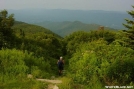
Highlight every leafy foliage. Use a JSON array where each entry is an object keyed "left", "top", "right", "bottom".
[
  {"left": 65, "top": 30, "right": 116, "bottom": 55},
  {"left": 69, "top": 40, "right": 134, "bottom": 86},
  {"left": 0, "top": 49, "right": 28, "bottom": 78},
  {"left": 0, "top": 49, "right": 51, "bottom": 79}
]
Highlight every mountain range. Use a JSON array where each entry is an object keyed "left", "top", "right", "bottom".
[
  {"left": 34, "top": 21, "right": 116, "bottom": 37},
  {"left": 7, "top": 9, "right": 131, "bottom": 29}
]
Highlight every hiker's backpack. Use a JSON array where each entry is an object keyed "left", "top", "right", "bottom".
[{"left": 58, "top": 60, "right": 63, "bottom": 67}]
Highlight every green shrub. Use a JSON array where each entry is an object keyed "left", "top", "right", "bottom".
[
  {"left": 0, "top": 48, "right": 51, "bottom": 82},
  {"left": 69, "top": 39, "right": 134, "bottom": 86},
  {"left": 0, "top": 48, "right": 51, "bottom": 88},
  {"left": 0, "top": 49, "right": 28, "bottom": 79}
]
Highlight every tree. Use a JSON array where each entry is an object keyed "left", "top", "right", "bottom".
[
  {"left": 0, "top": 10, "right": 15, "bottom": 49},
  {"left": 123, "top": 6, "right": 134, "bottom": 49}
]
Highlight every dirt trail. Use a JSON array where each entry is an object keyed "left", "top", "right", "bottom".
[
  {"left": 36, "top": 79, "right": 62, "bottom": 89},
  {"left": 36, "top": 79, "right": 62, "bottom": 83}
]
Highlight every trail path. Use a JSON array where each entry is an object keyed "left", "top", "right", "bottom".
[
  {"left": 36, "top": 70, "right": 66, "bottom": 89},
  {"left": 36, "top": 79, "right": 62, "bottom": 89}
]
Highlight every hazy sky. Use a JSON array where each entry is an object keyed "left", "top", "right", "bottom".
[{"left": 0, "top": 0, "right": 134, "bottom": 11}]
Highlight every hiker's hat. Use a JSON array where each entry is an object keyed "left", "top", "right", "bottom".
[{"left": 60, "top": 56, "right": 63, "bottom": 59}]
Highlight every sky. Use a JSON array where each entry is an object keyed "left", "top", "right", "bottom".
[{"left": 0, "top": 0, "right": 134, "bottom": 12}]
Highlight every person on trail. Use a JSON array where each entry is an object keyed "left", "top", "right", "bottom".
[{"left": 57, "top": 56, "right": 64, "bottom": 75}]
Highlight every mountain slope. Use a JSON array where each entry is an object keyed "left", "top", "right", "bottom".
[
  {"left": 35, "top": 21, "right": 116, "bottom": 37},
  {"left": 12, "top": 21, "right": 62, "bottom": 38}
]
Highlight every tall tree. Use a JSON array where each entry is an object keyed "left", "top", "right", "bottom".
[
  {"left": 0, "top": 10, "right": 15, "bottom": 49},
  {"left": 123, "top": 6, "right": 134, "bottom": 49}
]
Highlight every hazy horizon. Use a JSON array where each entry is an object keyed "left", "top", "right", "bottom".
[{"left": 0, "top": 0, "right": 133, "bottom": 12}]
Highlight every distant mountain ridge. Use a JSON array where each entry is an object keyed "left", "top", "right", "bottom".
[
  {"left": 7, "top": 9, "right": 131, "bottom": 29},
  {"left": 34, "top": 21, "right": 116, "bottom": 37}
]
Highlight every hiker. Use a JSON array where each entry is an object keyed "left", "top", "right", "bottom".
[{"left": 57, "top": 56, "right": 64, "bottom": 75}]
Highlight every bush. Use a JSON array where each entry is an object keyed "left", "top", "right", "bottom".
[
  {"left": 0, "top": 48, "right": 51, "bottom": 82},
  {"left": 69, "top": 39, "right": 134, "bottom": 86},
  {"left": 0, "top": 49, "right": 28, "bottom": 78}
]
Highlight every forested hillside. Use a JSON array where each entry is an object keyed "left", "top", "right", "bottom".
[
  {"left": 35, "top": 21, "right": 116, "bottom": 37},
  {"left": 13, "top": 21, "right": 62, "bottom": 38},
  {"left": 0, "top": 6, "right": 134, "bottom": 89}
]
